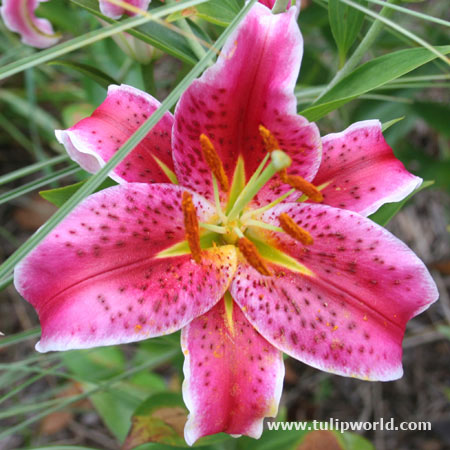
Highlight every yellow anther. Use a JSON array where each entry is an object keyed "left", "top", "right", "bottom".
[
  {"left": 280, "top": 170, "right": 323, "bottom": 202},
  {"left": 279, "top": 213, "right": 314, "bottom": 245},
  {"left": 181, "top": 191, "right": 201, "bottom": 263},
  {"left": 238, "top": 237, "right": 272, "bottom": 276},
  {"left": 200, "top": 134, "right": 229, "bottom": 192},
  {"left": 259, "top": 124, "right": 279, "bottom": 152}
]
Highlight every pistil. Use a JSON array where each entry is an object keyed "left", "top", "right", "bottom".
[{"left": 227, "top": 150, "right": 291, "bottom": 221}]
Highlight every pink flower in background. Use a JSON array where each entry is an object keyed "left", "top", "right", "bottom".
[
  {"left": 14, "top": 2, "right": 438, "bottom": 445},
  {"left": 99, "top": 0, "right": 151, "bottom": 20},
  {"left": 0, "top": 0, "right": 60, "bottom": 48}
]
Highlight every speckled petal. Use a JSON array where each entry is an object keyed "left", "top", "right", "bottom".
[
  {"left": 172, "top": 3, "right": 320, "bottom": 204},
  {"left": 231, "top": 202, "right": 438, "bottom": 381},
  {"left": 55, "top": 84, "right": 175, "bottom": 184},
  {"left": 99, "top": 0, "right": 151, "bottom": 20},
  {"left": 313, "top": 120, "right": 422, "bottom": 216},
  {"left": 181, "top": 297, "right": 284, "bottom": 445},
  {"left": 0, "top": 0, "right": 60, "bottom": 48},
  {"left": 14, "top": 183, "right": 237, "bottom": 352}
]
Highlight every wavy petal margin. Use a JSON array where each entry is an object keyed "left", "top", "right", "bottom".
[
  {"left": 15, "top": 183, "right": 237, "bottom": 352},
  {"left": 55, "top": 84, "right": 175, "bottom": 185},
  {"left": 313, "top": 120, "right": 422, "bottom": 216},
  {"left": 181, "top": 297, "right": 284, "bottom": 445},
  {"left": 231, "top": 202, "right": 438, "bottom": 380}
]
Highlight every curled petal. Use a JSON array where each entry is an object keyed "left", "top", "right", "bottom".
[
  {"left": 0, "top": 0, "right": 60, "bottom": 48},
  {"left": 313, "top": 120, "right": 422, "bottom": 216},
  {"left": 15, "top": 183, "right": 237, "bottom": 352},
  {"left": 181, "top": 297, "right": 284, "bottom": 445},
  {"left": 99, "top": 0, "right": 151, "bottom": 20},
  {"left": 55, "top": 84, "right": 175, "bottom": 184},
  {"left": 231, "top": 203, "right": 438, "bottom": 381},
  {"left": 172, "top": 3, "right": 320, "bottom": 204}
]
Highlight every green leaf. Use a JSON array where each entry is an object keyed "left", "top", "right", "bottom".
[
  {"left": 123, "top": 392, "right": 188, "bottom": 449},
  {"left": 381, "top": 116, "right": 404, "bottom": 132},
  {"left": 71, "top": 0, "right": 199, "bottom": 65},
  {"left": 437, "top": 325, "right": 450, "bottom": 340},
  {"left": 40, "top": 178, "right": 118, "bottom": 207},
  {"left": 369, "top": 180, "right": 434, "bottom": 226},
  {"left": 329, "top": 0, "right": 367, "bottom": 63},
  {"left": 48, "top": 60, "right": 117, "bottom": 89},
  {"left": 300, "top": 45, "right": 450, "bottom": 121},
  {"left": 196, "top": 0, "right": 241, "bottom": 26}
]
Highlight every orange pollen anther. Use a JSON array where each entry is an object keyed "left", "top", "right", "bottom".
[
  {"left": 181, "top": 191, "right": 201, "bottom": 263},
  {"left": 238, "top": 237, "right": 272, "bottom": 276},
  {"left": 259, "top": 124, "right": 279, "bottom": 153},
  {"left": 279, "top": 213, "right": 314, "bottom": 245},
  {"left": 280, "top": 169, "right": 323, "bottom": 202},
  {"left": 200, "top": 134, "right": 229, "bottom": 192}
]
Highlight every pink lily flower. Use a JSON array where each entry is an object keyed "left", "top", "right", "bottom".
[
  {"left": 99, "top": 0, "right": 151, "bottom": 20},
  {"left": 0, "top": 0, "right": 60, "bottom": 49},
  {"left": 15, "top": 2, "right": 438, "bottom": 445}
]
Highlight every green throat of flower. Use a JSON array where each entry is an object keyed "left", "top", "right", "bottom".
[{"left": 168, "top": 126, "right": 324, "bottom": 277}]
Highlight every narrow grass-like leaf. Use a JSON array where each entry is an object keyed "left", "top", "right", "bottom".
[
  {"left": 335, "top": 0, "right": 450, "bottom": 66},
  {"left": 300, "top": 45, "right": 450, "bottom": 121},
  {"left": 0, "top": 327, "right": 40, "bottom": 349},
  {"left": 0, "top": 155, "right": 69, "bottom": 186},
  {"left": 329, "top": 0, "right": 367, "bottom": 64},
  {"left": 0, "top": 166, "right": 82, "bottom": 206},
  {"left": 365, "top": 0, "right": 450, "bottom": 27},
  {"left": 381, "top": 116, "right": 404, "bottom": 131},
  {"left": 0, "top": 0, "right": 211, "bottom": 80},
  {"left": 40, "top": 178, "right": 117, "bottom": 207},
  {"left": 48, "top": 60, "right": 118, "bottom": 89}
]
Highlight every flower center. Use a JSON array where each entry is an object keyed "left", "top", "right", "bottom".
[{"left": 182, "top": 126, "right": 323, "bottom": 275}]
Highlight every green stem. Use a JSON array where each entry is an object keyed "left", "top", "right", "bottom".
[{"left": 314, "top": 0, "right": 397, "bottom": 103}]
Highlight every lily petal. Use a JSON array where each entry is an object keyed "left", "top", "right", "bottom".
[
  {"left": 231, "top": 203, "right": 438, "bottom": 380},
  {"left": 55, "top": 84, "right": 175, "bottom": 184},
  {"left": 99, "top": 0, "right": 151, "bottom": 20},
  {"left": 172, "top": 3, "right": 320, "bottom": 204},
  {"left": 14, "top": 183, "right": 237, "bottom": 352},
  {"left": 0, "top": 0, "right": 60, "bottom": 49},
  {"left": 313, "top": 120, "right": 422, "bottom": 216},
  {"left": 181, "top": 297, "right": 284, "bottom": 445}
]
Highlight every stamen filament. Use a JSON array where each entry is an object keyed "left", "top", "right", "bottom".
[
  {"left": 280, "top": 170, "right": 323, "bottom": 203},
  {"left": 238, "top": 237, "right": 272, "bottom": 276},
  {"left": 279, "top": 213, "right": 314, "bottom": 245},
  {"left": 212, "top": 175, "right": 227, "bottom": 223},
  {"left": 181, "top": 191, "right": 201, "bottom": 263},
  {"left": 200, "top": 134, "right": 229, "bottom": 192},
  {"left": 199, "top": 223, "right": 226, "bottom": 234},
  {"left": 245, "top": 219, "right": 284, "bottom": 233},
  {"left": 241, "top": 188, "right": 295, "bottom": 222},
  {"left": 227, "top": 151, "right": 291, "bottom": 221},
  {"left": 233, "top": 226, "right": 245, "bottom": 239}
]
